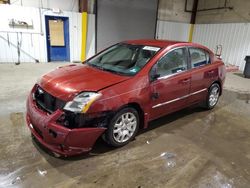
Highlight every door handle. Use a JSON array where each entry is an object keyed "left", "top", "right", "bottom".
[
  {"left": 207, "top": 70, "right": 215, "bottom": 77},
  {"left": 151, "top": 92, "right": 159, "bottom": 100},
  {"left": 180, "top": 78, "right": 190, "bottom": 84},
  {"left": 208, "top": 70, "right": 214, "bottom": 74}
]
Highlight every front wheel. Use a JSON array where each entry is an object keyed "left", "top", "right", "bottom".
[
  {"left": 104, "top": 107, "right": 139, "bottom": 147},
  {"left": 205, "top": 83, "right": 220, "bottom": 109}
]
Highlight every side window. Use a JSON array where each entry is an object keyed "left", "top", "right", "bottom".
[
  {"left": 189, "top": 48, "right": 210, "bottom": 68},
  {"left": 155, "top": 48, "right": 188, "bottom": 77}
]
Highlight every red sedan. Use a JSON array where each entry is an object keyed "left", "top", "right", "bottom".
[{"left": 26, "top": 40, "right": 226, "bottom": 157}]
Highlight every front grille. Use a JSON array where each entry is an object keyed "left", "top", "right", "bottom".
[
  {"left": 34, "top": 86, "right": 66, "bottom": 114},
  {"left": 57, "top": 111, "right": 113, "bottom": 129}
]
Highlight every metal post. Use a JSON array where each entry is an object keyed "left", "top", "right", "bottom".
[{"left": 188, "top": 0, "right": 199, "bottom": 42}]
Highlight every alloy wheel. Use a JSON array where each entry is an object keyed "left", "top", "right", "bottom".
[
  {"left": 209, "top": 86, "right": 220, "bottom": 107},
  {"left": 113, "top": 112, "right": 137, "bottom": 143}
]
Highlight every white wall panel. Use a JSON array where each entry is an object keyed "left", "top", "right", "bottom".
[
  {"left": 0, "top": 5, "right": 41, "bottom": 33},
  {"left": 0, "top": 32, "right": 44, "bottom": 63},
  {"left": 193, "top": 23, "right": 250, "bottom": 71},
  {"left": 0, "top": 4, "right": 82, "bottom": 63},
  {"left": 156, "top": 20, "right": 189, "bottom": 42},
  {"left": 9, "top": 0, "right": 79, "bottom": 12}
]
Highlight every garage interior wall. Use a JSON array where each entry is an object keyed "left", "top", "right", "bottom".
[
  {"left": 1, "top": 0, "right": 250, "bottom": 70},
  {"left": 0, "top": 1, "right": 82, "bottom": 63},
  {"left": 156, "top": 0, "right": 250, "bottom": 71},
  {"left": 193, "top": 23, "right": 250, "bottom": 71},
  {"left": 96, "top": 0, "right": 158, "bottom": 52},
  {"left": 9, "top": 0, "right": 79, "bottom": 12},
  {"left": 156, "top": 0, "right": 191, "bottom": 41}
]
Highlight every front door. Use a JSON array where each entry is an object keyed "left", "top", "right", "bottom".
[
  {"left": 149, "top": 47, "right": 191, "bottom": 120},
  {"left": 45, "top": 16, "right": 70, "bottom": 62}
]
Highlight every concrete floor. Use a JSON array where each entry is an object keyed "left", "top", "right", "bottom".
[{"left": 0, "top": 63, "right": 250, "bottom": 187}]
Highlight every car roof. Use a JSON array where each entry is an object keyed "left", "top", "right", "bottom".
[
  {"left": 124, "top": 39, "right": 188, "bottom": 48},
  {"left": 123, "top": 39, "right": 213, "bottom": 54}
]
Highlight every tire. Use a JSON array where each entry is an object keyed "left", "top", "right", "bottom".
[
  {"left": 205, "top": 83, "right": 221, "bottom": 109},
  {"left": 104, "top": 107, "right": 139, "bottom": 147}
]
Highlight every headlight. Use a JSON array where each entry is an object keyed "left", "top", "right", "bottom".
[{"left": 63, "top": 92, "right": 101, "bottom": 113}]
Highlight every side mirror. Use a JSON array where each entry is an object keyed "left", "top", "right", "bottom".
[
  {"left": 150, "top": 65, "right": 160, "bottom": 81},
  {"left": 152, "top": 73, "right": 160, "bottom": 81},
  {"left": 215, "top": 45, "right": 222, "bottom": 58}
]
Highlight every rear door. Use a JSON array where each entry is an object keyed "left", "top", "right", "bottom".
[
  {"left": 188, "top": 47, "right": 218, "bottom": 105},
  {"left": 149, "top": 47, "right": 191, "bottom": 120}
]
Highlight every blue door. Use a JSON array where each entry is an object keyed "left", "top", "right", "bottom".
[{"left": 45, "top": 16, "right": 70, "bottom": 62}]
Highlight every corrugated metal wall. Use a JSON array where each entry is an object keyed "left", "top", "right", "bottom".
[
  {"left": 156, "top": 20, "right": 189, "bottom": 42},
  {"left": 193, "top": 23, "right": 250, "bottom": 71},
  {"left": 0, "top": 5, "right": 82, "bottom": 63},
  {"left": 156, "top": 20, "right": 250, "bottom": 71}
]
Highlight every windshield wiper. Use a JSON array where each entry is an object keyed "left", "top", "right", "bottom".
[
  {"left": 102, "top": 67, "right": 129, "bottom": 76},
  {"left": 88, "top": 63, "right": 130, "bottom": 76},
  {"left": 87, "top": 63, "right": 104, "bottom": 70}
]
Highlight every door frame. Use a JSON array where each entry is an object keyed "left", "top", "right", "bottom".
[{"left": 45, "top": 15, "right": 70, "bottom": 62}]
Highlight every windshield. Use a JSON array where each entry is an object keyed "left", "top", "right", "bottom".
[{"left": 86, "top": 43, "right": 161, "bottom": 76}]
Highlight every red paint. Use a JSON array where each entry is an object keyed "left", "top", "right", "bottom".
[
  {"left": 26, "top": 40, "right": 225, "bottom": 156},
  {"left": 38, "top": 64, "right": 130, "bottom": 101}
]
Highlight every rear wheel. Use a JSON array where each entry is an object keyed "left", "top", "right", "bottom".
[
  {"left": 205, "top": 83, "right": 220, "bottom": 109},
  {"left": 104, "top": 107, "right": 139, "bottom": 147}
]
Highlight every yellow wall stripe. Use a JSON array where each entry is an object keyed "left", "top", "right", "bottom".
[
  {"left": 188, "top": 24, "right": 194, "bottom": 42},
  {"left": 81, "top": 12, "right": 88, "bottom": 62}
]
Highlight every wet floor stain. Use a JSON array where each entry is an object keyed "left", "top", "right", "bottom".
[
  {"left": 0, "top": 90, "right": 250, "bottom": 187},
  {"left": 237, "top": 93, "right": 250, "bottom": 104},
  {"left": 9, "top": 112, "right": 24, "bottom": 126}
]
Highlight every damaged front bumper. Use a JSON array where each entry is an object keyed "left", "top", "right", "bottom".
[{"left": 26, "top": 94, "right": 106, "bottom": 157}]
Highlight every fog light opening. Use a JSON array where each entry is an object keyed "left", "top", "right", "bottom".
[{"left": 49, "top": 129, "right": 57, "bottom": 138}]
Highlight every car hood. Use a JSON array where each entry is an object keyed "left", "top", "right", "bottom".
[{"left": 38, "top": 64, "right": 130, "bottom": 101}]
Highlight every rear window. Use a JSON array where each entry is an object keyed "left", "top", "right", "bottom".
[{"left": 189, "top": 48, "right": 210, "bottom": 68}]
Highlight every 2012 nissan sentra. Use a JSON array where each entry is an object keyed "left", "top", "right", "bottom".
[{"left": 26, "top": 40, "right": 226, "bottom": 157}]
